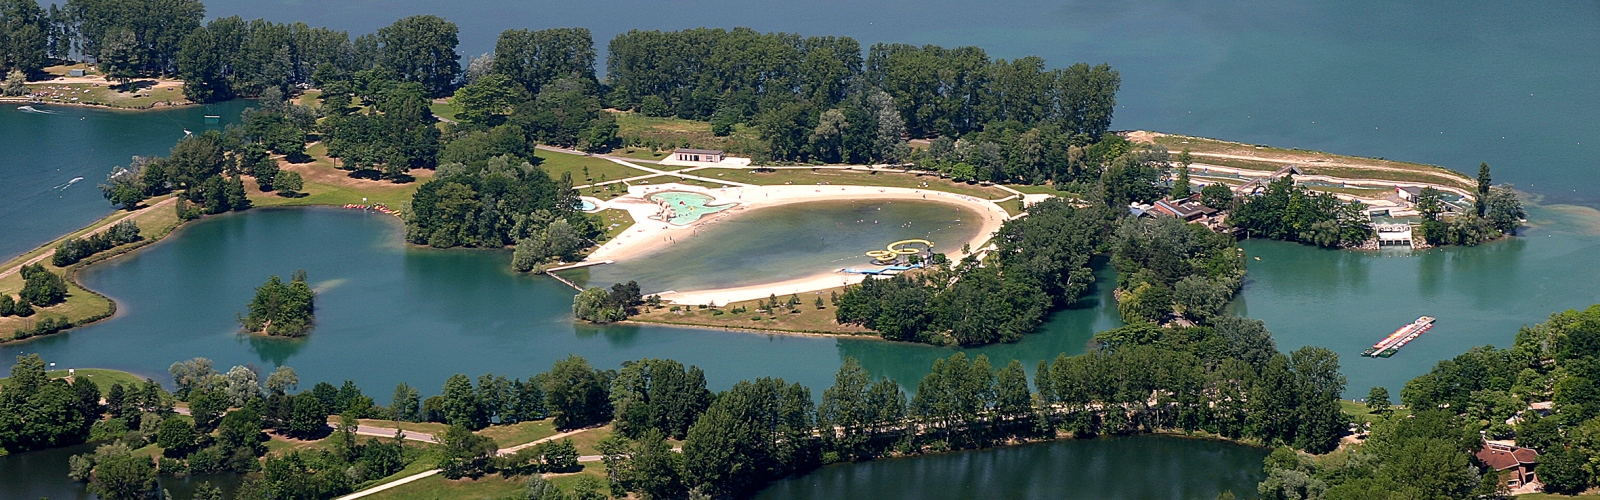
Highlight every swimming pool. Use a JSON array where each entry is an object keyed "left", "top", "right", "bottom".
[{"left": 649, "top": 191, "right": 734, "bottom": 225}]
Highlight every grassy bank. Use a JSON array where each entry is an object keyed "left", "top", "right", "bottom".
[
  {"left": 629, "top": 285, "right": 875, "bottom": 337},
  {"left": 537, "top": 150, "right": 648, "bottom": 185},
  {"left": 696, "top": 167, "right": 1015, "bottom": 200},
  {"left": 1130, "top": 131, "right": 1476, "bottom": 190},
  {"left": 0, "top": 367, "right": 145, "bottom": 392}
]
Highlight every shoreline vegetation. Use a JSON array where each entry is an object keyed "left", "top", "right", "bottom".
[{"left": 0, "top": 128, "right": 1526, "bottom": 344}]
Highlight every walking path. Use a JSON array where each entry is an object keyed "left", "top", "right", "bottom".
[
  {"left": 334, "top": 426, "right": 596, "bottom": 500},
  {"left": 0, "top": 196, "right": 178, "bottom": 280}
]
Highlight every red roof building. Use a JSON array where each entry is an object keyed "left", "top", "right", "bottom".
[{"left": 1476, "top": 441, "right": 1539, "bottom": 489}]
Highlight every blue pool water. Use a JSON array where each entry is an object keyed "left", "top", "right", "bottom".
[{"left": 649, "top": 191, "right": 734, "bottom": 224}]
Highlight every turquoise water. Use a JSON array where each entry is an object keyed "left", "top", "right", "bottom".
[
  {"left": 579, "top": 200, "right": 597, "bottom": 211},
  {"left": 195, "top": 0, "right": 1600, "bottom": 207},
  {"left": 0, "top": 101, "right": 250, "bottom": 259},
  {"left": 649, "top": 191, "right": 733, "bottom": 225},
  {"left": 573, "top": 199, "right": 985, "bottom": 293}
]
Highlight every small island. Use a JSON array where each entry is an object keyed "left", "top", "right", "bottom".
[{"left": 239, "top": 270, "right": 315, "bottom": 337}]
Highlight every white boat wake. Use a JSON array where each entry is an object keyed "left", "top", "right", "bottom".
[{"left": 17, "top": 105, "right": 59, "bottom": 114}]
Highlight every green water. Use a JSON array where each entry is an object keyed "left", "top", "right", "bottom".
[
  {"left": 0, "top": 441, "right": 243, "bottom": 500},
  {"left": 753, "top": 435, "right": 1270, "bottom": 500},
  {"left": 574, "top": 200, "right": 985, "bottom": 294},
  {"left": 1237, "top": 202, "right": 1600, "bottom": 397},
  {"left": 0, "top": 101, "right": 250, "bottom": 260}
]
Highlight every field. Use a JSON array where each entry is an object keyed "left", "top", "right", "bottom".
[
  {"left": 612, "top": 110, "right": 765, "bottom": 158},
  {"left": 0, "top": 368, "right": 144, "bottom": 392},
  {"left": 1131, "top": 131, "right": 1475, "bottom": 190},
  {"left": 595, "top": 209, "right": 635, "bottom": 243},
  {"left": 700, "top": 167, "right": 1014, "bottom": 200},
  {"left": 631, "top": 285, "right": 875, "bottom": 336},
  {"left": 8, "top": 64, "right": 189, "bottom": 109},
  {"left": 248, "top": 143, "right": 432, "bottom": 211},
  {"left": 475, "top": 420, "right": 558, "bottom": 448},
  {"left": 537, "top": 150, "right": 649, "bottom": 185}
]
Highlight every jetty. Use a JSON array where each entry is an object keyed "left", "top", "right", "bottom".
[{"left": 1362, "top": 316, "right": 1435, "bottom": 358}]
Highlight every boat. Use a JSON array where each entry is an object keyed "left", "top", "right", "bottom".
[{"left": 1361, "top": 316, "right": 1435, "bottom": 358}]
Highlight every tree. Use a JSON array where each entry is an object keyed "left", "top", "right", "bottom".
[
  {"left": 156, "top": 418, "right": 197, "bottom": 457},
  {"left": 1366, "top": 386, "right": 1391, "bottom": 414},
  {"left": 1538, "top": 447, "right": 1592, "bottom": 495},
  {"left": 284, "top": 392, "right": 329, "bottom": 439},
  {"left": 438, "top": 424, "right": 498, "bottom": 479},
  {"left": 1475, "top": 162, "right": 1491, "bottom": 216},
  {"left": 240, "top": 271, "right": 316, "bottom": 337},
  {"left": 189, "top": 389, "right": 229, "bottom": 432},
  {"left": 391, "top": 383, "right": 421, "bottom": 422},
  {"left": 19, "top": 264, "right": 66, "bottom": 306},
  {"left": 453, "top": 73, "right": 524, "bottom": 126},
  {"left": 1483, "top": 185, "right": 1524, "bottom": 234},
  {"left": 86, "top": 451, "right": 157, "bottom": 500},
  {"left": 225, "top": 365, "right": 262, "bottom": 406},
  {"left": 273, "top": 170, "right": 303, "bottom": 195},
  {"left": 573, "top": 287, "right": 625, "bottom": 323},
  {"left": 492, "top": 27, "right": 596, "bottom": 95},
  {"left": 97, "top": 28, "right": 142, "bottom": 88},
  {"left": 441, "top": 374, "right": 487, "bottom": 430},
  {"left": 2, "top": 69, "right": 25, "bottom": 96},
  {"left": 265, "top": 366, "right": 299, "bottom": 394},
  {"left": 542, "top": 355, "right": 612, "bottom": 430},
  {"left": 377, "top": 15, "right": 461, "bottom": 97},
  {"left": 1201, "top": 183, "right": 1233, "bottom": 210}
]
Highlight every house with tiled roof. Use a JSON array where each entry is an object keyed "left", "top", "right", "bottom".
[{"left": 1476, "top": 440, "right": 1539, "bottom": 489}]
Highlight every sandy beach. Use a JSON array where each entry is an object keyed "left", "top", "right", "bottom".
[{"left": 582, "top": 183, "right": 1013, "bottom": 304}]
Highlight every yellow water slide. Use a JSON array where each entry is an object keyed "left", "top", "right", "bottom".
[{"left": 866, "top": 239, "right": 934, "bottom": 261}]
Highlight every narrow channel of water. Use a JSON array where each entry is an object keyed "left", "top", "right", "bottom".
[{"left": 753, "top": 435, "right": 1271, "bottom": 500}]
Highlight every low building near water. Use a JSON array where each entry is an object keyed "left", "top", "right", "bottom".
[{"left": 659, "top": 148, "right": 751, "bottom": 168}]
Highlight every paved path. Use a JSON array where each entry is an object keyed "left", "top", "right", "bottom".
[
  {"left": 335, "top": 426, "right": 598, "bottom": 500},
  {"left": 355, "top": 425, "right": 437, "bottom": 443},
  {"left": 0, "top": 196, "right": 176, "bottom": 280}
]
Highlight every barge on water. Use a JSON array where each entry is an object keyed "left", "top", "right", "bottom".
[{"left": 1362, "top": 316, "right": 1435, "bottom": 358}]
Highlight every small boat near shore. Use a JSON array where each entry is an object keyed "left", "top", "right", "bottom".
[{"left": 1362, "top": 316, "right": 1435, "bottom": 358}]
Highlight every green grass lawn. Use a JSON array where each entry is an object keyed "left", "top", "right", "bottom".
[
  {"left": 594, "top": 209, "right": 635, "bottom": 244},
  {"left": 22, "top": 80, "right": 188, "bottom": 109},
  {"left": 702, "top": 168, "right": 1013, "bottom": 199},
  {"left": 476, "top": 420, "right": 558, "bottom": 448},
  {"left": 430, "top": 99, "right": 461, "bottom": 123},
  {"left": 632, "top": 286, "right": 875, "bottom": 335},
  {"left": 538, "top": 150, "right": 649, "bottom": 185},
  {"left": 0, "top": 368, "right": 144, "bottom": 391},
  {"left": 248, "top": 143, "right": 431, "bottom": 212},
  {"left": 1141, "top": 131, "right": 1474, "bottom": 190},
  {"left": 610, "top": 147, "right": 671, "bottom": 162},
  {"left": 357, "top": 419, "right": 453, "bottom": 437},
  {"left": 1340, "top": 400, "right": 1411, "bottom": 425}
]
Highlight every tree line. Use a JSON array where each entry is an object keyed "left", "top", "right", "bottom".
[
  {"left": 10, "top": 298, "right": 1345, "bottom": 499},
  {"left": 1226, "top": 177, "right": 1374, "bottom": 248},
  {"left": 52, "top": 219, "right": 141, "bottom": 266}
]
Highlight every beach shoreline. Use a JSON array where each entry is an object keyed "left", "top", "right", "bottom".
[{"left": 580, "top": 183, "right": 1012, "bottom": 303}]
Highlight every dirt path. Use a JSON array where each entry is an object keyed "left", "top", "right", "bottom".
[
  {"left": 0, "top": 196, "right": 177, "bottom": 281},
  {"left": 333, "top": 426, "right": 599, "bottom": 500}
]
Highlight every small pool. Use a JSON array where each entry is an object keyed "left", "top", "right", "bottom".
[
  {"left": 578, "top": 200, "right": 597, "bottom": 211},
  {"left": 649, "top": 191, "right": 734, "bottom": 225}
]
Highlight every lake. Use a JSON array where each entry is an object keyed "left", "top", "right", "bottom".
[
  {"left": 753, "top": 435, "right": 1271, "bottom": 500},
  {"left": 191, "top": 0, "right": 1600, "bottom": 207},
  {"left": 0, "top": 101, "right": 251, "bottom": 260}
]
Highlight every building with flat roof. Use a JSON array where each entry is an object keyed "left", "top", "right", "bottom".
[{"left": 672, "top": 149, "right": 724, "bottom": 163}]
